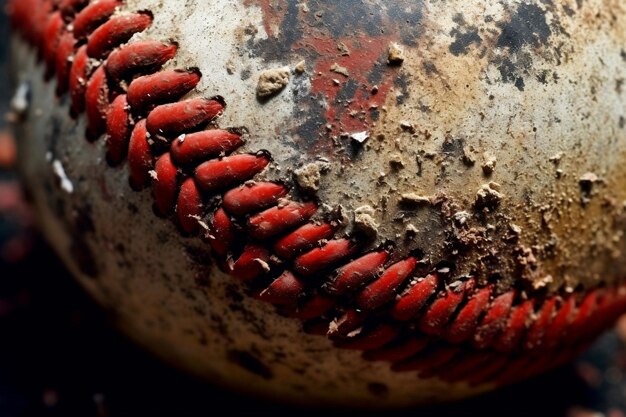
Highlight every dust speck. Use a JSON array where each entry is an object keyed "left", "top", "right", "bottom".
[
  {"left": 354, "top": 205, "right": 379, "bottom": 239},
  {"left": 474, "top": 182, "right": 503, "bottom": 210},
  {"left": 330, "top": 63, "right": 349, "bottom": 77},
  {"left": 399, "top": 193, "right": 431, "bottom": 208},
  {"left": 482, "top": 153, "right": 497, "bottom": 175},
  {"left": 294, "top": 163, "right": 321, "bottom": 194},
  {"left": 257, "top": 67, "right": 290, "bottom": 98},
  {"left": 294, "top": 60, "right": 306, "bottom": 74},
  {"left": 387, "top": 42, "right": 405, "bottom": 65}
]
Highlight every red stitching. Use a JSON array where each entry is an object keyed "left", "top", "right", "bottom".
[
  {"left": 283, "top": 293, "right": 335, "bottom": 320},
  {"left": 176, "top": 177, "right": 203, "bottom": 234},
  {"left": 127, "top": 119, "right": 153, "bottom": 189},
  {"left": 152, "top": 152, "right": 178, "bottom": 216},
  {"left": 473, "top": 290, "right": 514, "bottom": 349},
  {"left": 11, "top": 0, "right": 626, "bottom": 387},
  {"left": 105, "top": 93, "right": 131, "bottom": 166},
  {"left": 105, "top": 41, "right": 177, "bottom": 82},
  {"left": 258, "top": 270, "right": 305, "bottom": 305},
  {"left": 356, "top": 257, "right": 417, "bottom": 311},
  {"left": 42, "top": 11, "right": 64, "bottom": 80},
  {"left": 68, "top": 45, "right": 90, "bottom": 117},
  {"left": 86, "top": 12, "right": 152, "bottom": 59},
  {"left": 73, "top": 0, "right": 121, "bottom": 40},
  {"left": 146, "top": 98, "right": 224, "bottom": 138},
  {"left": 272, "top": 222, "right": 336, "bottom": 259},
  {"left": 54, "top": 31, "right": 76, "bottom": 95},
  {"left": 328, "top": 309, "right": 367, "bottom": 337},
  {"left": 230, "top": 244, "right": 271, "bottom": 282},
  {"left": 84, "top": 65, "right": 109, "bottom": 140},
  {"left": 247, "top": 201, "right": 318, "bottom": 240},
  {"left": 390, "top": 273, "right": 438, "bottom": 321},
  {"left": 222, "top": 182, "right": 287, "bottom": 217},
  {"left": 293, "top": 238, "right": 359, "bottom": 276},
  {"left": 208, "top": 208, "right": 234, "bottom": 257},
  {"left": 126, "top": 69, "right": 201, "bottom": 112},
  {"left": 194, "top": 153, "right": 270, "bottom": 192},
  {"left": 326, "top": 251, "right": 388, "bottom": 296}
]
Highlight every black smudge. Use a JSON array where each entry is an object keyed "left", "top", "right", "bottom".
[{"left": 496, "top": 3, "right": 551, "bottom": 52}]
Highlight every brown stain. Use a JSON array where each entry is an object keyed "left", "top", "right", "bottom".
[
  {"left": 328, "top": 0, "right": 626, "bottom": 293},
  {"left": 302, "top": 34, "right": 400, "bottom": 136},
  {"left": 505, "top": 0, "right": 626, "bottom": 291}
]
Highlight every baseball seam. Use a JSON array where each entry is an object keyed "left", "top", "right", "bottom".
[{"left": 9, "top": 0, "right": 626, "bottom": 386}]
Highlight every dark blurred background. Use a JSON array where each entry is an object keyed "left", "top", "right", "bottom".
[{"left": 1, "top": 2, "right": 626, "bottom": 416}]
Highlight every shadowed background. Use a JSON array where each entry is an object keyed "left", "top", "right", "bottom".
[{"left": 1, "top": 2, "right": 625, "bottom": 416}]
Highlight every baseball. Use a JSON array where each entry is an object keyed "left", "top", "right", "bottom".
[{"left": 8, "top": 0, "right": 626, "bottom": 407}]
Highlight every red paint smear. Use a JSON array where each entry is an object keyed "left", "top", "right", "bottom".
[
  {"left": 245, "top": 0, "right": 401, "bottom": 136},
  {"left": 243, "top": 0, "right": 285, "bottom": 38},
  {"left": 298, "top": 34, "right": 399, "bottom": 135}
]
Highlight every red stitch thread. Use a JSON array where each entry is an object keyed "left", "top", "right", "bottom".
[
  {"left": 293, "top": 239, "right": 357, "bottom": 276},
  {"left": 465, "top": 353, "right": 511, "bottom": 384},
  {"left": 126, "top": 69, "right": 202, "bottom": 112},
  {"left": 73, "top": 0, "right": 121, "bottom": 40},
  {"left": 390, "top": 273, "right": 438, "bottom": 321},
  {"left": 146, "top": 98, "right": 224, "bottom": 138},
  {"left": 223, "top": 182, "right": 287, "bottom": 217},
  {"left": 472, "top": 291, "right": 514, "bottom": 349},
  {"left": 363, "top": 336, "right": 429, "bottom": 362},
  {"left": 272, "top": 222, "right": 337, "bottom": 259},
  {"left": 283, "top": 293, "right": 335, "bottom": 320},
  {"left": 69, "top": 45, "right": 90, "bottom": 117},
  {"left": 393, "top": 345, "right": 461, "bottom": 373},
  {"left": 356, "top": 257, "right": 417, "bottom": 311},
  {"left": 328, "top": 309, "right": 367, "bottom": 337},
  {"left": 524, "top": 297, "right": 558, "bottom": 351},
  {"left": 326, "top": 251, "right": 388, "bottom": 296},
  {"left": 87, "top": 13, "right": 152, "bottom": 59},
  {"left": 247, "top": 201, "right": 318, "bottom": 240},
  {"left": 55, "top": 31, "right": 76, "bottom": 95},
  {"left": 127, "top": 119, "right": 154, "bottom": 190},
  {"left": 444, "top": 286, "right": 491, "bottom": 344},
  {"left": 169, "top": 129, "right": 243, "bottom": 166},
  {"left": 84, "top": 65, "right": 110, "bottom": 140},
  {"left": 230, "top": 244, "right": 271, "bottom": 282},
  {"left": 11, "top": 0, "right": 626, "bottom": 387},
  {"left": 43, "top": 11, "right": 64, "bottom": 80},
  {"left": 35, "top": 1, "right": 54, "bottom": 57},
  {"left": 208, "top": 208, "right": 234, "bottom": 257},
  {"left": 194, "top": 154, "right": 269, "bottom": 192},
  {"left": 335, "top": 324, "right": 400, "bottom": 351},
  {"left": 105, "top": 94, "right": 131, "bottom": 165},
  {"left": 437, "top": 351, "right": 493, "bottom": 382},
  {"left": 105, "top": 41, "right": 177, "bottom": 81},
  {"left": 152, "top": 152, "right": 178, "bottom": 216},
  {"left": 544, "top": 296, "right": 576, "bottom": 350},
  {"left": 258, "top": 270, "right": 305, "bottom": 305},
  {"left": 176, "top": 177, "right": 203, "bottom": 234},
  {"left": 492, "top": 300, "right": 533, "bottom": 353},
  {"left": 419, "top": 280, "right": 473, "bottom": 337}
]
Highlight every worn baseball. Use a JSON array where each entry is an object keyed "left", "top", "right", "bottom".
[{"left": 8, "top": 0, "right": 626, "bottom": 408}]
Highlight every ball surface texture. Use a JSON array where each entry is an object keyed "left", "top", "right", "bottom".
[{"left": 8, "top": 0, "right": 626, "bottom": 407}]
